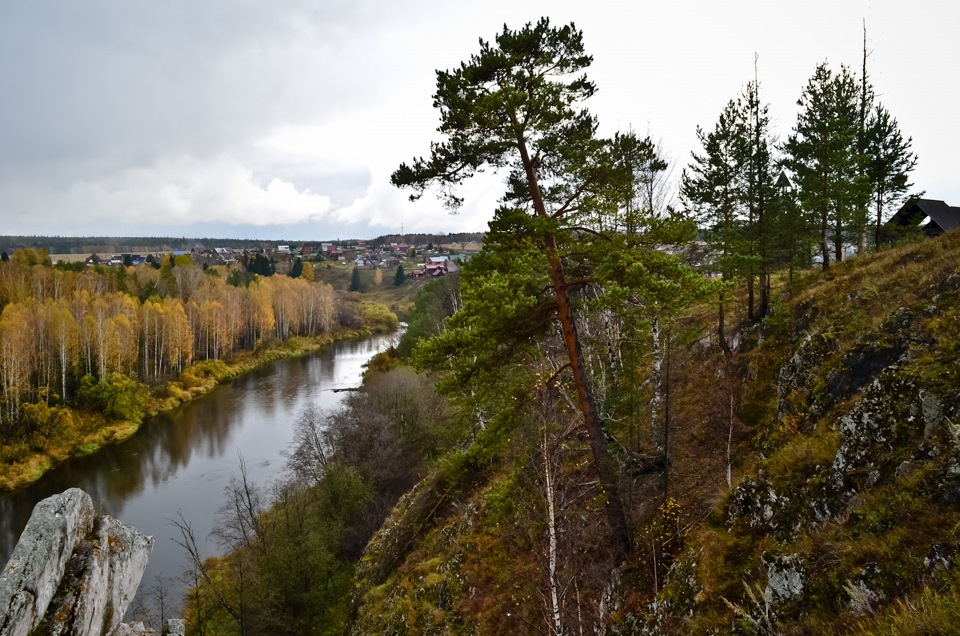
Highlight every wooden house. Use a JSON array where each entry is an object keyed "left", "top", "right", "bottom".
[{"left": 881, "top": 198, "right": 960, "bottom": 243}]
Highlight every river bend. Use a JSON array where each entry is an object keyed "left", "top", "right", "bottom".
[{"left": 0, "top": 333, "right": 397, "bottom": 614}]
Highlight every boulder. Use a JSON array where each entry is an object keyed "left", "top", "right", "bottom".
[
  {"left": 0, "top": 489, "right": 154, "bottom": 636},
  {"left": 0, "top": 489, "right": 97, "bottom": 636}
]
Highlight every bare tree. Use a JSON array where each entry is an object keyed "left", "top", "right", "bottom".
[
  {"left": 170, "top": 511, "right": 243, "bottom": 632},
  {"left": 212, "top": 452, "right": 267, "bottom": 553},
  {"left": 284, "top": 404, "right": 331, "bottom": 484}
]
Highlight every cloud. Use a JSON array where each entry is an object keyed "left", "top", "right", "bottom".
[
  {"left": 0, "top": 0, "right": 957, "bottom": 239},
  {"left": 1, "top": 154, "right": 334, "bottom": 229}
]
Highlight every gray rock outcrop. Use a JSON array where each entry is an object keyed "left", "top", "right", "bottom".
[{"left": 0, "top": 489, "right": 154, "bottom": 636}]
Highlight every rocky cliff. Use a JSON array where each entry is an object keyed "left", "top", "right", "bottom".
[
  {"left": 0, "top": 489, "right": 158, "bottom": 636},
  {"left": 348, "top": 231, "right": 960, "bottom": 634}
]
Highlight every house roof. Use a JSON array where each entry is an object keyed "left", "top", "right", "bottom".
[{"left": 886, "top": 198, "right": 960, "bottom": 235}]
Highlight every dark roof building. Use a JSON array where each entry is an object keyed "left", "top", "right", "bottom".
[{"left": 881, "top": 198, "right": 960, "bottom": 243}]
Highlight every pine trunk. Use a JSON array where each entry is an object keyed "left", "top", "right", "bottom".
[{"left": 517, "top": 132, "right": 632, "bottom": 562}]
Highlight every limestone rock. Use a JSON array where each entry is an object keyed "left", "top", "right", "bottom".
[
  {"left": 763, "top": 553, "right": 804, "bottom": 611},
  {"left": 109, "top": 622, "right": 152, "bottom": 636},
  {"left": 43, "top": 516, "right": 154, "bottom": 635},
  {"left": 0, "top": 489, "right": 154, "bottom": 636},
  {"left": 0, "top": 489, "right": 96, "bottom": 636}
]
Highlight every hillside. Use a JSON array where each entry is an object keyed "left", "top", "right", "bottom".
[{"left": 348, "top": 230, "right": 960, "bottom": 635}]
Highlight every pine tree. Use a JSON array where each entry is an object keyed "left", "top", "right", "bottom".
[
  {"left": 784, "top": 63, "right": 871, "bottom": 269},
  {"left": 864, "top": 103, "right": 917, "bottom": 248},
  {"left": 682, "top": 97, "right": 751, "bottom": 284},
  {"left": 392, "top": 18, "right": 633, "bottom": 561},
  {"left": 768, "top": 172, "right": 813, "bottom": 282},
  {"left": 681, "top": 94, "right": 750, "bottom": 349},
  {"left": 741, "top": 80, "right": 777, "bottom": 319},
  {"left": 393, "top": 265, "right": 405, "bottom": 286}
]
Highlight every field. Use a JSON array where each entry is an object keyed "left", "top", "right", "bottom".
[
  {"left": 48, "top": 254, "right": 91, "bottom": 263},
  {"left": 313, "top": 262, "right": 431, "bottom": 321}
]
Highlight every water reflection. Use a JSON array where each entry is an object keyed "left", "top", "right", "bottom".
[{"left": 0, "top": 333, "right": 396, "bottom": 612}]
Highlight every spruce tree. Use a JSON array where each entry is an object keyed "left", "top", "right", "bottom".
[
  {"left": 349, "top": 266, "right": 362, "bottom": 292},
  {"left": 290, "top": 258, "right": 303, "bottom": 279}
]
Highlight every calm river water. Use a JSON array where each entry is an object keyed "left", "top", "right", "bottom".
[{"left": 0, "top": 332, "right": 397, "bottom": 616}]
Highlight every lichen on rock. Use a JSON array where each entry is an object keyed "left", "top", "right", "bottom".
[{"left": 0, "top": 489, "right": 154, "bottom": 636}]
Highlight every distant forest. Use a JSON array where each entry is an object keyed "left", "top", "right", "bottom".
[
  {"left": 0, "top": 236, "right": 284, "bottom": 255},
  {"left": 370, "top": 232, "right": 484, "bottom": 246},
  {"left": 0, "top": 232, "right": 486, "bottom": 255}
]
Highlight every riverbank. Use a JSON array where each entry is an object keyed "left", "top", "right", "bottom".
[{"left": 0, "top": 314, "right": 397, "bottom": 493}]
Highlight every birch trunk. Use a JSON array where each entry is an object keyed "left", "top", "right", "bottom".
[
  {"left": 651, "top": 314, "right": 663, "bottom": 452},
  {"left": 543, "top": 427, "right": 563, "bottom": 636}
]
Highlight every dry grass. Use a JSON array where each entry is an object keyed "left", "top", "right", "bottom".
[
  {"left": 47, "top": 253, "right": 91, "bottom": 263},
  {"left": 634, "top": 231, "right": 960, "bottom": 633}
]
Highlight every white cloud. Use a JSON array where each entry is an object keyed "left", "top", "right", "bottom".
[
  {"left": 4, "top": 154, "right": 333, "bottom": 228},
  {"left": 0, "top": 0, "right": 957, "bottom": 239}
]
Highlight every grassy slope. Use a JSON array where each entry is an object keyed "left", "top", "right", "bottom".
[
  {"left": 678, "top": 231, "right": 960, "bottom": 635},
  {"left": 348, "top": 231, "right": 960, "bottom": 635},
  {"left": 313, "top": 264, "right": 430, "bottom": 321}
]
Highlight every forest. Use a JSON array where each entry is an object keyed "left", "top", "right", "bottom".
[
  {"left": 0, "top": 249, "right": 399, "bottom": 490},
  {"left": 0, "top": 15, "right": 944, "bottom": 635},
  {"left": 0, "top": 236, "right": 283, "bottom": 256},
  {"left": 158, "top": 17, "right": 954, "bottom": 636}
]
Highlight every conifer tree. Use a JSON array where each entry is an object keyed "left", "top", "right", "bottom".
[
  {"left": 301, "top": 261, "right": 315, "bottom": 282},
  {"left": 784, "top": 63, "right": 871, "bottom": 269},
  {"left": 864, "top": 103, "right": 917, "bottom": 248},
  {"left": 682, "top": 97, "right": 751, "bottom": 283},
  {"left": 392, "top": 18, "right": 639, "bottom": 560},
  {"left": 290, "top": 258, "right": 303, "bottom": 279},
  {"left": 681, "top": 92, "right": 752, "bottom": 347},
  {"left": 349, "top": 266, "right": 362, "bottom": 292},
  {"left": 742, "top": 80, "right": 777, "bottom": 318}
]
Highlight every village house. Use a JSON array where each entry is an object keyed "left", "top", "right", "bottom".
[
  {"left": 214, "top": 247, "right": 237, "bottom": 264},
  {"left": 422, "top": 256, "right": 460, "bottom": 277},
  {"left": 881, "top": 198, "right": 960, "bottom": 243}
]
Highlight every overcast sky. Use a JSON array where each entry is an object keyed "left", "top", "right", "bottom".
[{"left": 0, "top": 0, "right": 955, "bottom": 241}]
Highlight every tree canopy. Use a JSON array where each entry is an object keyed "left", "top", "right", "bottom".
[{"left": 393, "top": 18, "right": 705, "bottom": 562}]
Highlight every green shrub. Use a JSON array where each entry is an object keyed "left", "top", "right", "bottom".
[
  {"left": 361, "top": 302, "right": 399, "bottom": 332},
  {"left": 77, "top": 373, "right": 149, "bottom": 422}
]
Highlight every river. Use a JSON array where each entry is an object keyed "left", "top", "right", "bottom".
[{"left": 0, "top": 332, "right": 398, "bottom": 618}]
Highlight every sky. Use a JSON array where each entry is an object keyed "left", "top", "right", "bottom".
[{"left": 0, "top": 0, "right": 956, "bottom": 242}]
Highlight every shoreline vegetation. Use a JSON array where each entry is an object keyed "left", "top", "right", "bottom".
[
  {"left": 0, "top": 244, "right": 410, "bottom": 495},
  {"left": 0, "top": 301, "right": 399, "bottom": 494},
  {"left": 0, "top": 315, "right": 398, "bottom": 494}
]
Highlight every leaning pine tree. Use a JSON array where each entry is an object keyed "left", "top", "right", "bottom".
[{"left": 392, "top": 18, "right": 655, "bottom": 561}]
